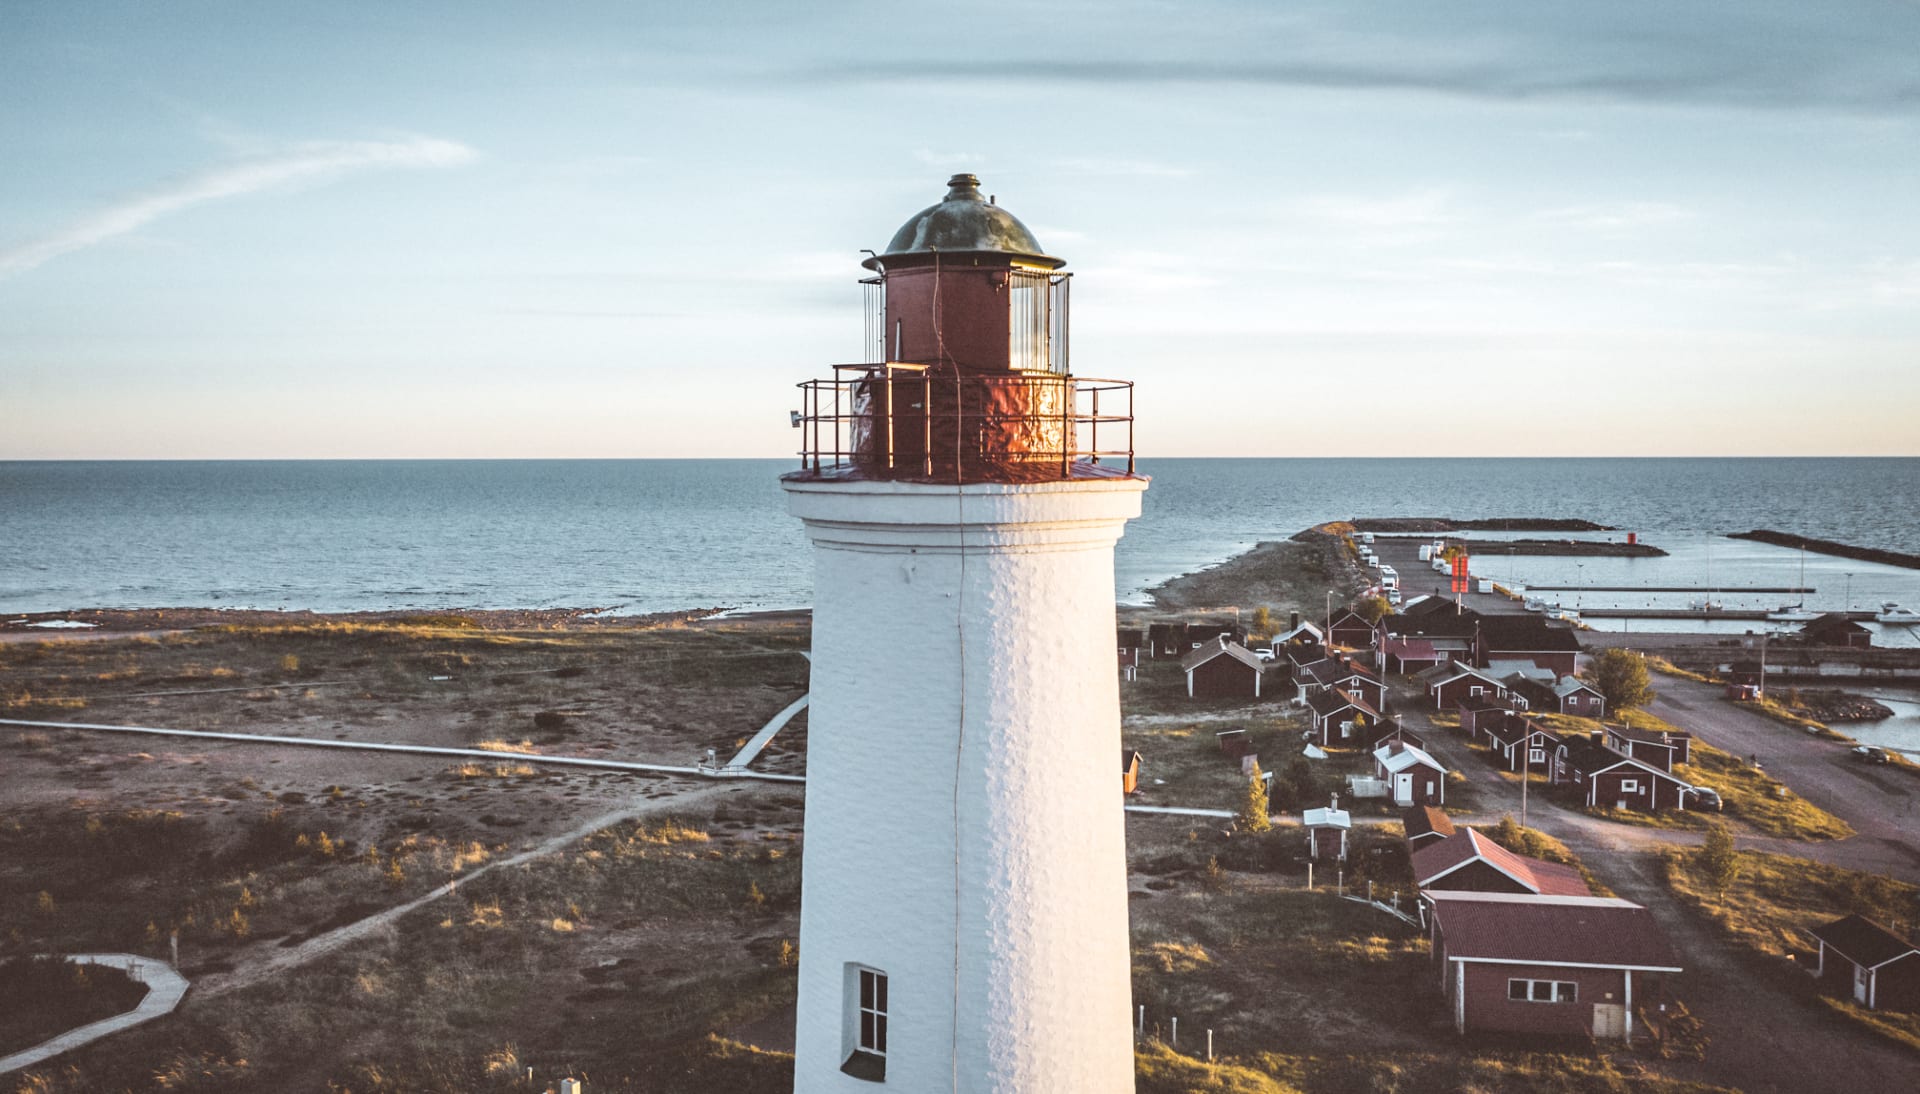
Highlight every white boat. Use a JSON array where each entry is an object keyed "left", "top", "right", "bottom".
[
  {"left": 1524, "top": 598, "right": 1547, "bottom": 612},
  {"left": 1688, "top": 598, "right": 1723, "bottom": 613},
  {"left": 1877, "top": 603, "right": 1920, "bottom": 625},
  {"left": 1767, "top": 605, "right": 1821, "bottom": 622}
]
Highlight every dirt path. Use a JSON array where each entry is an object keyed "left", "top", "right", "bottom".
[
  {"left": 1578, "top": 850, "right": 1919, "bottom": 1094},
  {"left": 1648, "top": 677, "right": 1920, "bottom": 881},
  {"left": 194, "top": 783, "right": 726, "bottom": 996}
]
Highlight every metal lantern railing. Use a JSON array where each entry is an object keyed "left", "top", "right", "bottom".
[{"left": 793, "top": 362, "right": 1134, "bottom": 483}]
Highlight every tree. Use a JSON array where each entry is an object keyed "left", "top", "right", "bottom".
[
  {"left": 1698, "top": 822, "right": 1739, "bottom": 894},
  {"left": 1591, "top": 649, "right": 1657, "bottom": 711},
  {"left": 1355, "top": 595, "right": 1393, "bottom": 624},
  {"left": 1239, "top": 761, "right": 1271, "bottom": 833},
  {"left": 1251, "top": 605, "right": 1274, "bottom": 638}
]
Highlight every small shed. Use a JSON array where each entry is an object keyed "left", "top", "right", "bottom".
[
  {"left": 1402, "top": 805, "right": 1457, "bottom": 850},
  {"left": 1810, "top": 914, "right": 1920, "bottom": 1012},
  {"left": 1374, "top": 741, "right": 1448, "bottom": 807},
  {"left": 1122, "top": 749, "right": 1142, "bottom": 796},
  {"left": 1801, "top": 614, "right": 1872, "bottom": 649},
  {"left": 1303, "top": 796, "right": 1352, "bottom": 862},
  {"left": 1182, "top": 638, "right": 1266, "bottom": 699}
]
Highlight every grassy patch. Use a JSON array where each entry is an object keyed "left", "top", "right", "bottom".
[
  {"left": 0, "top": 956, "right": 148, "bottom": 1054},
  {"left": 12, "top": 812, "right": 802, "bottom": 1093},
  {"left": 1676, "top": 743, "right": 1852, "bottom": 840},
  {"left": 1644, "top": 656, "right": 1717, "bottom": 685},
  {"left": 1663, "top": 845, "right": 1920, "bottom": 1055},
  {"left": 1663, "top": 846, "right": 1917, "bottom": 963},
  {"left": 1817, "top": 998, "right": 1920, "bottom": 1054},
  {"left": 1533, "top": 712, "right": 1851, "bottom": 841}
]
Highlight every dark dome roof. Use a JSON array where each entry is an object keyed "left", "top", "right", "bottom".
[{"left": 864, "top": 174, "right": 1063, "bottom": 270}]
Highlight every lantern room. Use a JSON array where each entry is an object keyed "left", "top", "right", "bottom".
[{"left": 792, "top": 174, "right": 1135, "bottom": 484}]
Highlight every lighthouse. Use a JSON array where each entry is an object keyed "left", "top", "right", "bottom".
[{"left": 783, "top": 175, "right": 1146, "bottom": 1092}]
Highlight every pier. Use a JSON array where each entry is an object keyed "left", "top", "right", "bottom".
[{"left": 1524, "top": 585, "right": 1813, "bottom": 594}]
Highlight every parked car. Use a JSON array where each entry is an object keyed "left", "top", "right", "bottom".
[
  {"left": 1687, "top": 786, "right": 1724, "bottom": 811},
  {"left": 1851, "top": 745, "right": 1893, "bottom": 765},
  {"left": 1254, "top": 646, "right": 1275, "bottom": 662}
]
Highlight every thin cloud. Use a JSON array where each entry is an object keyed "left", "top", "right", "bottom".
[
  {"left": 1531, "top": 202, "right": 1693, "bottom": 230},
  {"left": 0, "top": 137, "right": 478, "bottom": 277}
]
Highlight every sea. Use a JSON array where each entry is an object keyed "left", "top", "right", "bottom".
[{"left": 5, "top": 458, "right": 1920, "bottom": 753}]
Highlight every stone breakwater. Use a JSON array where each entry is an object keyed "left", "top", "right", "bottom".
[{"left": 1730, "top": 530, "right": 1920, "bottom": 572}]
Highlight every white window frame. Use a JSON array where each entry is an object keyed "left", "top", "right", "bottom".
[
  {"left": 1468, "top": 685, "right": 1486, "bottom": 697},
  {"left": 1620, "top": 778, "right": 1640, "bottom": 793},
  {"left": 1508, "top": 978, "right": 1578, "bottom": 1003},
  {"left": 1529, "top": 747, "right": 1545, "bottom": 765},
  {"left": 857, "top": 967, "right": 888, "bottom": 1057},
  {"left": 842, "top": 964, "right": 889, "bottom": 1081}
]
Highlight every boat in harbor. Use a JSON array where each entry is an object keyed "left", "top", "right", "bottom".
[
  {"left": 1767, "top": 605, "right": 1821, "bottom": 622},
  {"left": 1767, "top": 548, "right": 1817, "bottom": 621},
  {"left": 1877, "top": 602, "right": 1920, "bottom": 625}
]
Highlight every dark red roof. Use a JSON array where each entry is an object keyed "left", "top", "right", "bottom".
[
  {"left": 1810, "top": 914, "right": 1920, "bottom": 968},
  {"left": 1428, "top": 892, "right": 1680, "bottom": 970},
  {"left": 1412, "top": 830, "right": 1591, "bottom": 897},
  {"left": 1403, "top": 805, "right": 1457, "bottom": 842}
]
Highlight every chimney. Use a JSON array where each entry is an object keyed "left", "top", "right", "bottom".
[
  {"left": 1290, "top": 610, "right": 1301, "bottom": 632},
  {"left": 1330, "top": 792, "right": 1340, "bottom": 811}
]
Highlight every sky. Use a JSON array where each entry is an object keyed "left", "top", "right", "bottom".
[{"left": 2, "top": 0, "right": 1918, "bottom": 459}]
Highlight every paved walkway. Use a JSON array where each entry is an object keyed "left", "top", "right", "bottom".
[
  {"left": 725, "top": 694, "right": 810, "bottom": 770},
  {"left": 0, "top": 954, "right": 189, "bottom": 1076}
]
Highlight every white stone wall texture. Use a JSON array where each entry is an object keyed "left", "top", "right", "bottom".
[{"left": 785, "top": 476, "right": 1147, "bottom": 1094}]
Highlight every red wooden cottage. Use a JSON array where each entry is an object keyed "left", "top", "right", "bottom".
[
  {"left": 1484, "top": 715, "right": 1563, "bottom": 774},
  {"left": 1456, "top": 695, "right": 1522, "bottom": 736},
  {"left": 1374, "top": 741, "right": 1448, "bottom": 807},
  {"left": 1603, "top": 723, "right": 1693, "bottom": 771},
  {"left": 1810, "top": 914, "right": 1920, "bottom": 1012},
  {"left": 1426, "top": 891, "right": 1682, "bottom": 1040},
  {"left": 1326, "top": 608, "right": 1378, "bottom": 651},
  {"left": 1307, "top": 688, "right": 1381, "bottom": 747},
  {"left": 1181, "top": 637, "right": 1266, "bottom": 699},
  {"left": 1419, "top": 661, "right": 1511, "bottom": 710},
  {"left": 1508, "top": 674, "right": 1607, "bottom": 718},
  {"left": 1552, "top": 737, "right": 1693, "bottom": 812},
  {"left": 1411, "top": 829, "right": 1590, "bottom": 897},
  {"left": 1474, "top": 616, "right": 1583, "bottom": 677}
]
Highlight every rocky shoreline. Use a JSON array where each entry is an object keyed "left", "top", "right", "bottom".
[{"left": 1793, "top": 689, "right": 1896, "bottom": 723}]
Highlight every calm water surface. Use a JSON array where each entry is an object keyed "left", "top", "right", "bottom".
[{"left": 3, "top": 458, "right": 1918, "bottom": 616}]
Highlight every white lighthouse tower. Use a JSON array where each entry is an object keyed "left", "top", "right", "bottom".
[{"left": 784, "top": 174, "right": 1145, "bottom": 1093}]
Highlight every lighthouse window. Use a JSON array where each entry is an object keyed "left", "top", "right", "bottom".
[{"left": 842, "top": 965, "right": 888, "bottom": 1081}]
